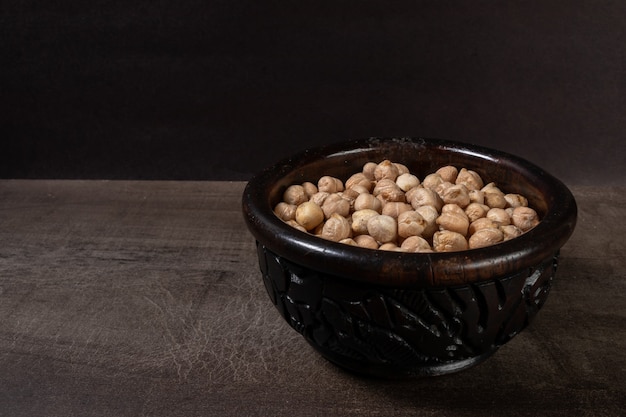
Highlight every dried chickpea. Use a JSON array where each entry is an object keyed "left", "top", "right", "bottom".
[
  {"left": 373, "top": 179, "right": 405, "bottom": 203},
  {"left": 468, "top": 189, "right": 485, "bottom": 205},
  {"left": 379, "top": 242, "right": 401, "bottom": 251},
  {"left": 285, "top": 219, "right": 307, "bottom": 233},
  {"left": 346, "top": 172, "right": 372, "bottom": 192},
  {"left": 422, "top": 173, "right": 445, "bottom": 191},
  {"left": 400, "top": 236, "right": 433, "bottom": 253},
  {"left": 353, "top": 192, "right": 382, "bottom": 213},
  {"left": 415, "top": 205, "right": 439, "bottom": 239},
  {"left": 295, "top": 201, "right": 324, "bottom": 231},
  {"left": 511, "top": 206, "right": 539, "bottom": 231},
  {"left": 310, "top": 191, "right": 329, "bottom": 207},
  {"left": 321, "top": 213, "right": 351, "bottom": 242},
  {"left": 469, "top": 217, "right": 498, "bottom": 235},
  {"left": 408, "top": 187, "right": 443, "bottom": 212},
  {"left": 486, "top": 207, "right": 511, "bottom": 226},
  {"left": 441, "top": 184, "right": 471, "bottom": 208},
  {"left": 456, "top": 168, "right": 484, "bottom": 191},
  {"left": 302, "top": 182, "right": 318, "bottom": 198},
  {"left": 484, "top": 192, "right": 507, "bottom": 209},
  {"left": 321, "top": 193, "right": 350, "bottom": 219},
  {"left": 500, "top": 224, "right": 523, "bottom": 240},
  {"left": 341, "top": 188, "right": 360, "bottom": 211},
  {"left": 482, "top": 183, "right": 507, "bottom": 209},
  {"left": 339, "top": 238, "right": 359, "bottom": 246},
  {"left": 394, "top": 162, "right": 410, "bottom": 176},
  {"left": 504, "top": 193, "right": 528, "bottom": 208},
  {"left": 469, "top": 227, "right": 504, "bottom": 249},
  {"left": 351, "top": 209, "right": 380, "bottom": 235},
  {"left": 397, "top": 210, "right": 426, "bottom": 238},
  {"left": 396, "top": 173, "right": 420, "bottom": 192},
  {"left": 362, "top": 162, "right": 377, "bottom": 180},
  {"left": 349, "top": 184, "right": 370, "bottom": 195},
  {"left": 283, "top": 185, "right": 308, "bottom": 205},
  {"left": 367, "top": 214, "right": 398, "bottom": 244},
  {"left": 382, "top": 202, "right": 412, "bottom": 219},
  {"left": 436, "top": 211, "right": 469, "bottom": 236},
  {"left": 354, "top": 234, "right": 379, "bottom": 249},
  {"left": 465, "top": 202, "right": 490, "bottom": 223},
  {"left": 433, "top": 230, "right": 468, "bottom": 252},
  {"left": 374, "top": 160, "right": 400, "bottom": 181},
  {"left": 318, "top": 176, "right": 344, "bottom": 193},
  {"left": 274, "top": 202, "right": 297, "bottom": 221},
  {"left": 436, "top": 165, "right": 459, "bottom": 183}
]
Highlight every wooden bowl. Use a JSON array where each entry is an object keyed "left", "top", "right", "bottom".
[{"left": 242, "top": 137, "right": 577, "bottom": 377}]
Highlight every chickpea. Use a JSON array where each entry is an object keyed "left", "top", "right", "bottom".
[
  {"left": 353, "top": 192, "right": 382, "bottom": 213},
  {"left": 468, "top": 189, "right": 485, "bottom": 205},
  {"left": 321, "top": 213, "right": 351, "bottom": 242},
  {"left": 422, "top": 173, "right": 445, "bottom": 191},
  {"left": 367, "top": 214, "right": 398, "bottom": 243},
  {"left": 433, "top": 230, "right": 468, "bottom": 252},
  {"left": 394, "top": 162, "right": 410, "bottom": 176},
  {"left": 504, "top": 193, "right": 528, "bottom": 208},
  {"left": 274, "top": 202, "right": 297, "bottom": 221},
  {"left": 373, "top": 179, "right": 405, "bottom": 203},
  {"left": 483, "top": 189, "right": 507, "bottom": 209},
  {"left": 436, "top": 165, "right": 458, "bottom": 183},
  {"left": 374, "top": 160, "right": 400, "bottom": 181},
  {"left": 396, "top": 173, "right": 420, "bottom": 192},
  {"left": 511, "top": 206, "right": 540, "bottom": 231},
  {"left": 295, "top": 201, "right": 324, "bottom": 231},
  {"left": 415, "top": 205, "right": 439, "bottom": 239},
  {"left": 310, "top": 191, "right": 329, "bottom": 207},
  {"left": 379, "top": 242, "right": 401, "bottom": 251},
  {"left": 318, "top": 176, "right": 344, "bottom": 193},
  {"left": 346, "top": 172, "right": 372, "bottom": 192},
  {"left": 465, "top": 202, "right": 490, "bottom": 223},
  {"left": 354, "top": 234, "right": 379, "bottom": 249},
  {"left": 486, "top": 207, "right": 511, "bottom": 226},
  {"left": 382, "top": 202, "right": 412, "bottom": 219},
  {"left": 469, "top": 217, "right": 498, "bottom": 235},
  {"left": 302, "top": 182, "right": 318, "bottom": 198},
  {"left": 362, "top": 162, "right": 377, "bottom": 180},
  {"left": 400, "top": 235, "right": 433, "bottom": 253},
  {"left": 408, "top": 187, "right": 443, "bottom": 212},
  {"left": 283, "top": 185, "right": 308, "bottom": 205},
  {"left": 469, "top": 227, "right": 504, "bottom": 249},
  {"left": 285, "top": 219, "right": 307, "bottom": 233},
  {"left": 398, "top": 210, "right": 426, "bottom": 238},
  {"left": 482, "top": 183, "right": 507, "bottom": 209},
  {"left": 442, "top": 184, "right": 471, "bottom": 208},
  {"left": 321, "top": 193, "right": 350, "bottom": 219},
  {"left": 456, "top": 168, "right": 484, "bottom": 191},
  {"left": 500, "top": 224, "right": 523, "bottom": 240},
  {"left": 436, "top": 212, "right": 469, "bottom": 236},
  {"left": 351, "top": 209, "right": 380, "bottom": 235},
  {"left": 339, "top": 238, "right": 359, "bottom": 246}
]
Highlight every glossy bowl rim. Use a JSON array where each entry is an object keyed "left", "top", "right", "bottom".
[{"left": 242, "top": 137, "right": 577, "bottom": 288}]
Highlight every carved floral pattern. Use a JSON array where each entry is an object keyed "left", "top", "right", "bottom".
[{"left": 257, "top": 242, "right": 557, "bottom": 376}]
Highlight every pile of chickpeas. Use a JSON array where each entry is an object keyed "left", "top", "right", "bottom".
[{"left": 274, "top": 160, "right": 540, "bottom": 252}]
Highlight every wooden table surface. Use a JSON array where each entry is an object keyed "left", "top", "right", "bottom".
[{"left": 1, "top": 180, "right": 624, "bottom": 416}]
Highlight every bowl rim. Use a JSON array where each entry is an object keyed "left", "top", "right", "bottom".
[{"left": 242, "top": 137, "right": 577, "bottom": 288}]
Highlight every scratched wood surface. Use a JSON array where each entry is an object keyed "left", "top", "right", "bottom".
[{"left": 0, "top": 180, "right": 624, "bottom": 417}]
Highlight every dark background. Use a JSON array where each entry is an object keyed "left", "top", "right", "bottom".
[{"left": 2, "top": 1, "right": 624, "bottom": 185}]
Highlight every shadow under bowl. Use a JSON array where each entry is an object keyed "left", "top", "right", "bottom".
[{"left": 242, "top": 137, "right": 577, "bottom": 377}]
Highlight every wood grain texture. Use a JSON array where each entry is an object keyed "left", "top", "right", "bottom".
[{"left": 0, "top": 180, "right": 624, "bottom": 416}]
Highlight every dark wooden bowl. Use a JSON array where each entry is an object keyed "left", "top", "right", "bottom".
[{"left": 242, "top": 137, "right": 577, "bottom": 377}]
